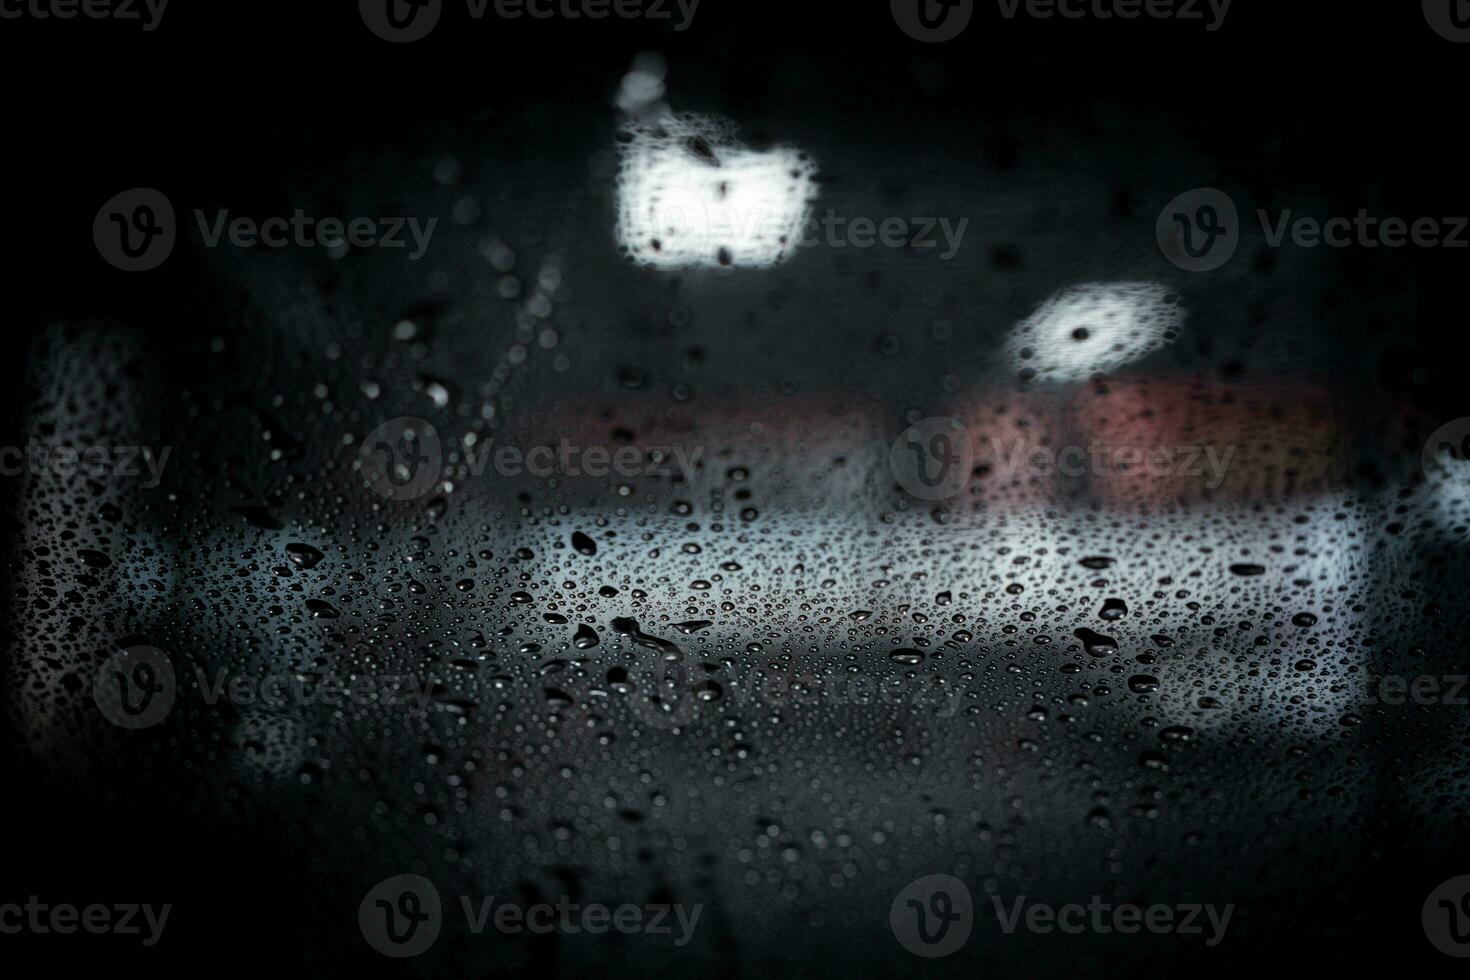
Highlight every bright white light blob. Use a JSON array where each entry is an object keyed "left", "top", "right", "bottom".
[
  {"left": 615, "top": 114, "right": 817, "bottom": 269},
  {"left": 1005, "top": 282, "right": 1184, "bottom": 382}
]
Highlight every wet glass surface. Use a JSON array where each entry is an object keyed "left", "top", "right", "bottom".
[{"left": 6, "top": 5, "right": 1470, "bottom": 977}]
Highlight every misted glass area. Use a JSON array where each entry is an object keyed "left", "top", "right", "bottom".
[{"left": 6, "top": 5, "right": 1469, "bottom": 977}]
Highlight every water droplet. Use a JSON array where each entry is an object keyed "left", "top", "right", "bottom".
[{"left": 285, "top": 543, "right": 324, "bottom": 569}]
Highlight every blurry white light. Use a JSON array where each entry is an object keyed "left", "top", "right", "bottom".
[
  {"left": 1005, "top": 282, "right": 1184, "bottom": 382},
  {"left": 615, "top": 114, "right": 817, "bottom": 269}
]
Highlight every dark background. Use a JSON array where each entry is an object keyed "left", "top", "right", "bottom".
[{"left": 5, "top": 2, "right": 1470, "bottom": 977}]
